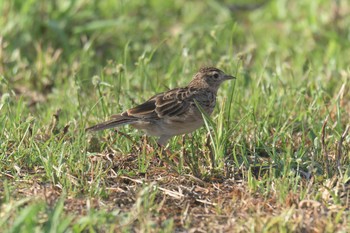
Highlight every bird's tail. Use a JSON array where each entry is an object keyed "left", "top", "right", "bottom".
[{"left": 85, "top": 115, "right": 137, "bottom": 132}]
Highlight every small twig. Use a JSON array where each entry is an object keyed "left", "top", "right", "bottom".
[
  {"left": 298, "top": 200, "right": 322, "bottom": 209},
  {"left": 62, "top": 123, "right": 70, "bottom": 135},
  {"left": 158, "top": 186, "right": 184, "bottom": 199},
  {"left": 181, "top": 202, "right": 190, "bottom": 225},
  {"left": 184, "top": 174, "right": 207, "bottom": 187},
  {"left": 120, "top": 176, "right": 184, "bottom": 199},
  {"left": 120, "top": 175, "right": 143, "bottom": 184},
  {"left": 0, "top": 172, "right": 15, "bottom": 179},
  {"left": 337, "top": 125, "right": 350, "bottom": 171},
  {"left": 321, "top": 116, "right": 329, "bottom": 176},
  {"left": 90, "top": 155, "right": 94, "bottom": 183},
  {"left": 195, "top": 199, "right": 216, "bottom": 206},
  {"left": 47, "top": 108, "right": 61, "bottom": 135}
]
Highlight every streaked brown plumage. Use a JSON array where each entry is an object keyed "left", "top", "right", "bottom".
[{"left": 86, "top": 67, "right": 235, "bottom": 145}]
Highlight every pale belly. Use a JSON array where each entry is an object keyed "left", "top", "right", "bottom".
[
  {"left": 131, "top": 102, "right": 214, "bottom": 138},
  {"left": 131, "top": 114, "right": 206, "bottom": 137},
  {"left": 131, "top": 119, "right": 203, "bottom": 136},
  {"left": 161, "top": 117, "right": 205, "bottom": 135}
]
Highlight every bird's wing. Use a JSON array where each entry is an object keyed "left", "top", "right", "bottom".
[
  {"left": 155, "top": 87, "right": 195, "bottom": 118},
  {"left": 123, "top": 98, "right": 158, "bottom": 118},
  {"left": 121, "top": 87, "right": 197, "bottom": 119}
]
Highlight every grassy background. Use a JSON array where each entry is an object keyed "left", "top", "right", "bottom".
[{"left": 1, "top": 0, "right": 349, "bottom": 232}]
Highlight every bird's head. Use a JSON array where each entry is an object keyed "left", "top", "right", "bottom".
[{"left": 189, "top": 67, "right": 235, "bottom": 91}]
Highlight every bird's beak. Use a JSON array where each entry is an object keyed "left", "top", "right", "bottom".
[{"left": 224, "top": 75, "right": 236, "bottom": 80}]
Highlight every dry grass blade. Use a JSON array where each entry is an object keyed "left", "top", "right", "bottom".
[
  {"left": 321, "top": 116, "right": 329, "bottom": 176},
  {"left": 120, "top": 175, "right": 184, "bottom": 199},
  {"left": 337, "top": 125, "right": 350, "bottom": 171}
]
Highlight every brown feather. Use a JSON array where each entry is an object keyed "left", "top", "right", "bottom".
[
  {"left": 155, "top": 87, "right": 195, "bottom": 117},
  {"left": 85, "top": 115, "right": 137, "bottom": 132},
  {"left": 126, "top": 100, "right": 156, "bottom": 117}
]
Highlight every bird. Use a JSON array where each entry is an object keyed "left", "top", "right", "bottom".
[{"left": 86, "top": 67, "right": 235, "bottom": 146}]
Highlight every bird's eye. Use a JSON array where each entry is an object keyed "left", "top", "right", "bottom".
[{"left": 213, "top": 73, "right": 219, "bottom": 79}]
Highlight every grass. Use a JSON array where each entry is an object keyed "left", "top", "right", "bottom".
[{"left": 1, "top": 0, "right": 350, "bottom": 232}]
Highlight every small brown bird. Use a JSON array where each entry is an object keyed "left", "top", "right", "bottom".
[{"left": 86, "top": 67, "right": 235, "bottom": 145}]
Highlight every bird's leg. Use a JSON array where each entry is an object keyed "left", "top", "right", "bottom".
[
  {"left": 154, "top": 143, "right": 181, "bottom": 172},
  {"left": 152, "top": 143, "right": 164, "bottom": 166},
  {"left": 181, "top": 134, "right": 186, "bottom": 155},
  {"left": 180, "top": 134, "right": 188, "bottom": 167},
  {"left": 182, "top": 134, "right": 196, "bottom": 168},
  {"left": 157, "top": 143, "right": 172, "bottom": 159},
  {"left": 142, "top": 135, "right": 154, "bottom": 154},
  {"left": 150, "top": 143, "right": 168, "bottom": 167},
  {"left": 155, "top": 136, "right": 172, "bottom": 159}
]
